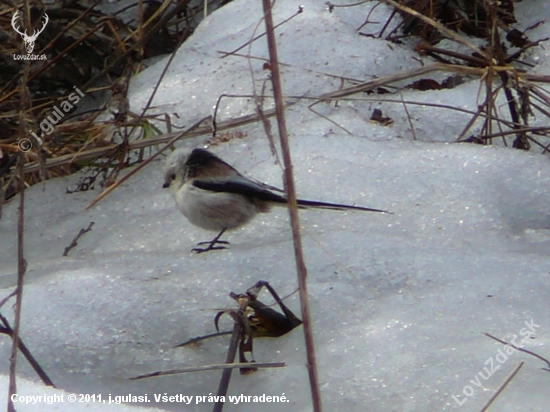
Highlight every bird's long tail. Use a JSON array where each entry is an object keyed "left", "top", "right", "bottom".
[
  {"left": 193, "top": 177, "right": 391, "bottom": 214},
  {"left": 295, "top": 198, "right": 391, "bottom": 214}
]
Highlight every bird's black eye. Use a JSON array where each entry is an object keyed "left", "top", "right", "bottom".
[{"left": 168, "top": 173, "right": 175, "bottom": 182}]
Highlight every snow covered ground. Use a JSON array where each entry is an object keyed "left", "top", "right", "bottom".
[{"left": 1, "top": 0, "right": 550, "bottom": 411}]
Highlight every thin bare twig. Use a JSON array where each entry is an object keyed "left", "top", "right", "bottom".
[
  {"left": 261, "top": 1, "right": 322, "bottom": 411},
  {"left": 484, "top": 333, "right": 550, "bottom": 371},
  {"left": 0, "top": 314, "right": 54, "bottom": 387},
  {"left": 212, "top": 322, "right": 241, "bottom": 412},
  {"left": 479, "top": 362, "right": 524, "bottom": 412},
  {"left": 399, "top": 91, "right": 416, "bottom": 140},
  {"left": 8, "top": 153, "right": 26, "bottom": 412},
  {"left": 472, "top": 126, "right": 550, "bottom": 140},
  {"left": 130, "top": 360, "right": 284, "bottom": 380},
  {"left": 63, "top": 221, "right": 95, "bottom": 256},
  {"left": 0, "top": 291, "right": 17, "bottom": 311},
  {"left": 316, "top": 63, "right": 549, "bottom": 102},
  {"left": 175, "top": 331, "right": 233, "bottom": 347},
  {"left": 8, "top": 45, "right": 30, "bottom": 411},
  {"left": 219, "top": 6, "right": 303, "bottom": 58}
]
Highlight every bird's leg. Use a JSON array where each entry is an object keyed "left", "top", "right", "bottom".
[{"left": 193, "top": 228, "right": 229, "bottom": 253}]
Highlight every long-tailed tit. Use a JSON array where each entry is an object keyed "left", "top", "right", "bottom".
[{"left": 163, "top": 148, "right": 390, "bottom": 253}]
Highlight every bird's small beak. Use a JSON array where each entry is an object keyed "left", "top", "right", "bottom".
[{"left": 162, "top": 181, "right": 169, "bottom": 188}]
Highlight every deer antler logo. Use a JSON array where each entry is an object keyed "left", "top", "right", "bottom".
[{"left": 11, "top": 10, "right": 49, "bottom": 54}]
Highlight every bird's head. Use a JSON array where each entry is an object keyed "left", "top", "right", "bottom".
[{"left": 162, "top": 149, "right": 190, "bottom": 191}]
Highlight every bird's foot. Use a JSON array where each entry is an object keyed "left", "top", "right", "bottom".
[
  {"left": 192, "top": 240, "right": 230, "bottom": 253},
  {"left": 196, "top": 240, "right": 229, "bottom": 246}
]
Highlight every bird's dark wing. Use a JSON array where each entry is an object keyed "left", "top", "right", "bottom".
[{"left": 192, "top": 177, "right": 288, "bottom": 203}]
